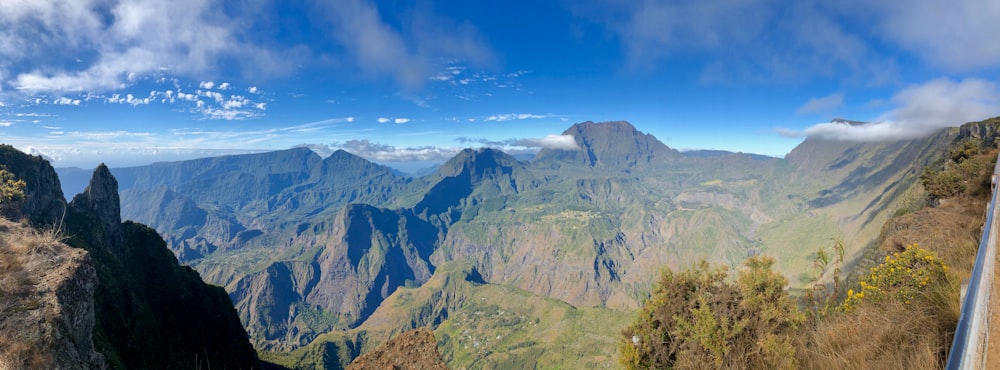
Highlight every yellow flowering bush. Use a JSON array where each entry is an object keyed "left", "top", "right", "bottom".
[{"left": 842, "top": 244, "right": 948, "bottom": 310}]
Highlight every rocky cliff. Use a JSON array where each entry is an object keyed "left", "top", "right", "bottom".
[
  {"left": 0, "top": 146, "right": 261, "bottom": 369},
  {"left": 0, "top": 218, "right": 105, "bottom": 369}
]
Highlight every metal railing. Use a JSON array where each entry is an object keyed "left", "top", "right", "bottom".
[{"left": 945, "top": 153, "right": 1000, "bottom": 369}]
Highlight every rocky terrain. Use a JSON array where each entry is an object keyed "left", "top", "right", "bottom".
[
  {"left": 1, "top": 145, "right": 260, "bottom": 369},
  {"left": 0, "top": 218, "right": 105, "bottom": 369},
  {"left": 55, "top": 119, "right": 981, "bottom": 366},
  {"left": 345, "top": 328, "right": 447, "bottom": 370}
]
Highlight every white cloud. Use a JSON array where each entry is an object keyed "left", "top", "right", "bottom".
[
  {"left": 346, "top": 117, "right": 355, "bottom": 123},
  {"left": 782, "top": 78, "right": 1000, "bottom": 141},
  {"left": 218, "top": 82, "right": 230, "bottom": 90},
  {"left": 377, "top": 117, "right": 390, "bottom": 123},
  {"left": 513, "top": 134, "right": 581, "bottom": 150},
  {"left": 797, "top": 93, "right": 844, "bottom": 114},
  {"left": 248, "top": 86, "right": 258, "bottom": 94},
  {"left": 0, "top": 121, "right": 13, "bottom": 127},
  {"left": 867, "top": 0, "right": 1000, "bottom": 71},
  {"left": 1, "top": 0, "right": 283, "bottom": 94},
  {"left": 53, "top": 96, "right": 82, "bottom": 105},
  {"left": 484, "top": 113, "right": 552, "bottom": 122},
  {"left": 339, "top": 139, "right": 460, "bottom": 162},
  {"left": 394, "top": 118, "right": 410, "bottom": 124},
  {"left": 199, "top": 81, "right": 216, "bottom": 89}
]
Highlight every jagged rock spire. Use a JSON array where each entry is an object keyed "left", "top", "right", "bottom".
[{"left": 70, "top": 164, "right": 121, "bottom": 238}]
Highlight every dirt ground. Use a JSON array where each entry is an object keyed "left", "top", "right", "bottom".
[{"left": 346, "top": 328, "right": 448, "bottom": 370}]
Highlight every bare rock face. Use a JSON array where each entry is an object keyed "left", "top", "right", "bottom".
[
  {"left": 0, "top": 145, "right": 66, "bottom": 226},
  {"left": 0, "top": 218, "right": 106, "bottom": 369},
  {"left": 69, "top": 164, "right": 122, "bottom": 247},
  {"left": 346, "top": 328, "right": 447, "bottom": 370}
]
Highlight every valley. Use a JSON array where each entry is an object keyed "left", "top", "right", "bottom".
[{"left": 52, "top": 119, "right": 959, "bottom": 366}]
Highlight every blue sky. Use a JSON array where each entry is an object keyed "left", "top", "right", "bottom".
[{"left": 1, "top": 0, "right": 1000, "bottom": 171}]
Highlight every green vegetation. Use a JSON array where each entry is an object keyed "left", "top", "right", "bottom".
[
  {"left": 622, "top": 117, "right": 1000, "bottom": 369},
  {"left": 921, "top": 139, "right": 997, "bottom": 199},
  {"left": 267, "top": 261, "right": 630, "bottom": 369},
  {"left": 619, "top": 256, "right": 802, "bottom": 369},
  {"left": 0, "top": 166, "right": 25, "bottom": 203},
  {"left": 841, "top": 244, "right": 948, "bottom": 310}
]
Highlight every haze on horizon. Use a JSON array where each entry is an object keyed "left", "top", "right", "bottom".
[{"left": 1, "top": 0, "right": 1000, "bottom": 170}]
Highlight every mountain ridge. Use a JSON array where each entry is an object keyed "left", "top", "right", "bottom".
[
  {"left": 0, "top": 145, "right": 261, "bottom": 369},
  {"left": 66, "top": 119, "right": 964, "bottom": 362}
]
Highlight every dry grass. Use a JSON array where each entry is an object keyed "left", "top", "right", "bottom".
[
  {"left": 0, "top": 218, "right": 64, "bottom": 370},
  {"left": 796, "top": 193, "right": 986, "bottom": 369},
  {"left": 0, "top": 337, "right": 53, "bottom": 370},
  {"left": 798, "top": 298, "right": 947, "bottom": 370}
]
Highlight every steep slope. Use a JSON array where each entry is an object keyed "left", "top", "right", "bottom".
[
  {"left": 0, "top": 218, "right": 105, "bottom": 369},
  {"left": 1, "top": 145, "right": 261, "bottom": 370},
  {"left": 110, "top": 148, "right": 411, "bottom": 271},
  {"left": 228, "top": 203, "right": 439, "bottom": 350},
  {"left": 264, "top": 261, "right": 630, "bottom": 370},
  {"left": 104, "top": 119, "right": 960, "bottom": 360}
]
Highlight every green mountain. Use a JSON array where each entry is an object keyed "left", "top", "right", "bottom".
[
  {"left": 90, "top": 120, "right": 957, "bottom": 365},
  {"left": 1, "top": 145, "right": 260, "bottom": 369}
]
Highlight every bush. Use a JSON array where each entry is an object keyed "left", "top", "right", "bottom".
[
  {"left": 921, "top": 141, "right": 997, "bottom": 199},
  {"left": 842, "top": 244, "right": 948, "bottom": 311},
  {"left": 620, "top": 256, "right": 802, "bottom": 370},
  {"left": 798, "top": 244, "right": 953, "bottom": 369}
]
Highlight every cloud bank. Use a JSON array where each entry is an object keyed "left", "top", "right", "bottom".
[{"left": 782, "top": 78, "right": 1000, "bottom": 141}]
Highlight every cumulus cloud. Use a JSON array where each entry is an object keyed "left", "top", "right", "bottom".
[
  {"left": 797, "top": 93, "right": 844, "bottom": 114},
  {"left": 53, "top": 97, "right": 82, "bottom": 105},
  {"left": 394, "top": 118, "right": 410, "bottom": 124},
  {"left": 0, "top": 0, "right": 284, "bottom": 95},
  {"left": 781, "top": 78, "right": 1000, "bottom": 141},
  {"left": 199, "top": 81, "right": 216, "bottom": 89},
  {"left": 377, "top": 117, "right": 390, "bottom": 123},
  {"left": 0, "top": 121, "right": 13, "bottom": 127}
]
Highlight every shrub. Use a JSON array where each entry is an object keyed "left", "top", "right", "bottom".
[
  {"left": 841, "top": 244, "right": 948, "bottom": 311},
  {"left": 0, "top": 166, "right": 25, "bottom": 203},
  {"left": 920, "top": 142, "right": 997, "bottom": 200},
  {"left": 620, "top": 256, "right": 802, "bottom": 370}
]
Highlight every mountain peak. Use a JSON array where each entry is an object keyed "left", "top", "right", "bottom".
[
  {"left": 535, "top": 120, "right": 679, "bottom": 168},
  {"left": 438, "top": 148, "right": 521, "bottom": 178},
  {"left": 70, "top": 163, "right": 121, "bottom": 238}
]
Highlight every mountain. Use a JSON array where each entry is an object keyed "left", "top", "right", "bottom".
[
  {"left": 0, "top": 146, "right": 260, "bottom": 369},
  {"left": 97, "top": 119, "right": 965, "bottom": 365},
  {"left": 533, "top": 120, "right": 681, "bottom": 169}
]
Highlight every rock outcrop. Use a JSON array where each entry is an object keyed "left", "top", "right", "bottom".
[
  {"left": 1, "top": 146, "right": 261, "bottom": 369},
  {"left": 0, "top": 145, "right": 66, "bottom": 226},
  {"left": 0, "top": 218, "right": 106, "bottom": 369},
  {"left": 70, "top": 164, "right": 122, "bottom": 249},
  {"left": 346, "top": 328, "right": 447, "bottom": 370}
]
